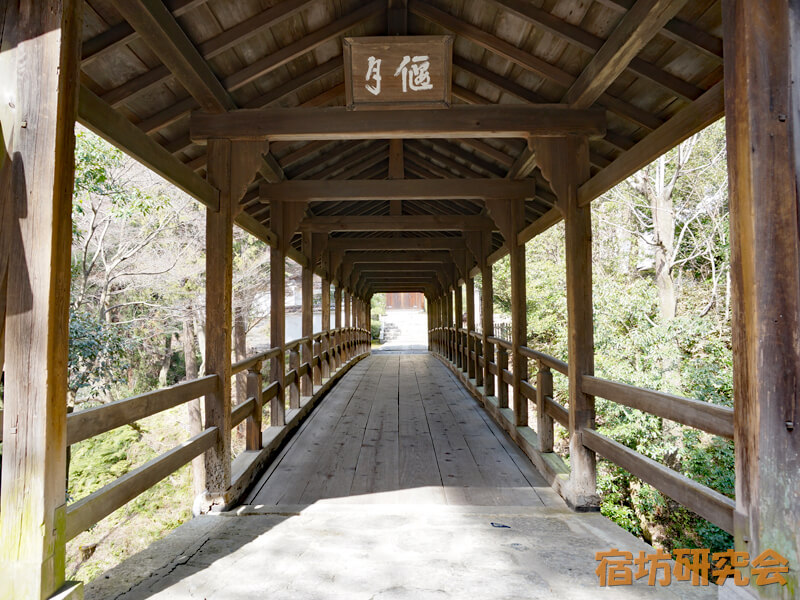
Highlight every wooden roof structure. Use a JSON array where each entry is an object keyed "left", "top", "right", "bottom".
[
  {"left": 77, "top": 0, "right": 724, "bottom": 291},
  {"left": 4, "top": 3, "right": 800, "bottom": 598}
]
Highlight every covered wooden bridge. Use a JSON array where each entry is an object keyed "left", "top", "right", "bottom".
[{"left": 0, "top": 0, "right": 797, "bottom": 599}]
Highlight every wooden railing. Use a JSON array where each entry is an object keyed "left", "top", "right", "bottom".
[
  {"left": 63, "top": 327, "right": 371, "bottom": 541},
  {"left": 429, "top": 325, "right": 736, "bottom": 534}
]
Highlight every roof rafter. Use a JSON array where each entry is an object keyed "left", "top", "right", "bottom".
[
  {"left": 563, "top": 0, "right": 693, "bottom": 108},
  {"left": 411, "top": 1, "right": 664, "bottom": 132},
  {"left": 111, "top": 0, "right": 284, "bottom": 182},
  {"left": 487, "top": 0, "right": 702, "bottom": 102}
]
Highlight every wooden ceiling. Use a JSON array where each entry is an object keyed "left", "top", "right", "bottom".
[{"left": 78, "top": 0, "right": 724, "bottom": 293}]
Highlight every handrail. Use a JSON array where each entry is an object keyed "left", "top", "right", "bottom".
[
  {"left": 486, "top": 335, "right": 512, "bottom": 350},
  {"left": 519, "top": 346, "right": 568, "bottom": 375},
  {"left": 66, "top": 427, "right": 219, "bottom": 541},
  {"left": 61, "top": 324, "right": 373, "bottom": 542},
  {"left": 582, "top": 429, "right": 734, "bottom": 533},
  {"left": 67, "top": 375, "right": 218, "bottom": 446},
  {"left": 429, "top": 324, "right": 736, "bottom": 533},
  {"left": 232, "top": 348, "right": 280, "bottom": 375},
  {"left": 231, "top": 396, "right": 258, "bottom": 429},
  {"left": 582, "top": 375, "right": 734, "bottom": 439}
]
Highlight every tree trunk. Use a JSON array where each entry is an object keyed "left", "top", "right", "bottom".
[
  {"left": 193, "top": 307, "right": 206, "bottom": 376},
  {"left": 157, "top": 333, "right": 174, "bottom": 388},
  {"left": 651, "top": 155, "right": 677, "bottom": 321},
  {"left": 182, "top": 315, "right": 205, "bottom": 498},
  {"left": 233, "top": 305, "right": 248, "bottom": 441}
]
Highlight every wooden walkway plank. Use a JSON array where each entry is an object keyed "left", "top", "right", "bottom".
[{"left": 245, "top": 354, "right": 566, "bottom": 508}]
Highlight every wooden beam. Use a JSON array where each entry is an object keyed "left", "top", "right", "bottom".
[
  {"left": 723, "top": 0, "right": 800, "bottom": 581},
  {"left": 328, "top": 236, "right": 466, "bottom": 251},
  {"left": 0, "top": 1, "right": 81, "bottom": 596},
  {"left": 224, "top": 1, "right": 384, "bottom": 92},
  {"left": 82, "top": 0, "right": 209, "bottom": 65},
  {"left": 110, "top": 0, "right": 283, "bottom": 183},
  {"left": 489, "top": 0, "right": 701, "bottom": 103},
  {"left": 563, "top": 0, "right": 690, "bottom": 108},
  {"left": 593, "top": 0, "right": 723, "bottom": 62},
  {"left": 78, "top": 85, "right": 219, "bottom": 210},
  {"left": 298, "top": 215, "right": 495, "bottom": 232},
  {"left": 261, "top": 178, "right": 537, "bottom": 202},
  {"left": 192, "top": 105, "right": 606, "bottom": 142},
  {"left": 111, "top": 0, "right": 234, "bottom": 111},
  {"left": 507, "top": 148, "right": 537, "bottom": 180},
  {"left": 345, "top": 250, "right": 452, "bottom": 264},
  {"left": 102, "top": 0, "right": 367, "bottom": 108},
  {"left": 578, "top": 81, "right": 724, "bottom": 205},
  {"left": 415, "top": 1, "right": 662, "bottom": 132}
]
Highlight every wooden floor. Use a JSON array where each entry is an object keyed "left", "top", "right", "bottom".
[{"left": 246, "top": 353, "right": 560, "bottom": 507}]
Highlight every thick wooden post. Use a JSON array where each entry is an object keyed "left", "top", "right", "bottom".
[
  {"left": 560, "top": 137, "right": 597, "bottom": 510},
  {"left": 466, "top": 274, "right": 476, "bottom": 380},
  {"left": 203, "top": 138, "right": 236, "bottom": 506},
  {"left": 723, "top": 2, "right": 800, "bottom": 595},
  {"left": 509, "top": 200, "right": 528, "bottom": 427},
  {"left": 288, "top": 346, "right": 300, "bottom": 408},
  {"left": 269, "top": 202, "right": 286, "bottom": 427},
  {"left": 537, "top": 363, "right": 554, "bottom": 453},
  {"left": 301, "top": 233, "right": 313, "bottom": 396},
  {"left": 334, "top": 285, "right": 342, "bottom": 367},
  {"left": 454, "top": 283, "right": 463, "bottom": 369},
  {"left": 321, "top": 278, "right": 331, "bottom": 378},
  {"left": 246, "top": 362, "right": 263, "bottom": 451},
  {"left": 481, "top": 237, "right": 495, "bottom": 397},
  {"left": 0, "top": 1, "right": 82, "bottom": 597},
  {"left": 497, "top": 346, "right": 509, "bottom": 408},
  {"left": 345, "top": 291, "right": 351, "bottom": 328},
  {"left": 446, "top": 288, "right": 454, "bottom": 362}
]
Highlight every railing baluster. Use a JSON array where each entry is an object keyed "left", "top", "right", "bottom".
[
  {"left": 537, "top": 361, "right": 554, "bottom": 453},
  {"left": 289, "top": 346, "right": 300, "bottom": 409},
  {"left": 497, "top": 345, "right": 509, "bottom": 408},
  {"left": 246, "top": 361, "right": 263, "bottom": 451},
  {"left": 313, "top": 338, "right": 322, "bottom": 387}
]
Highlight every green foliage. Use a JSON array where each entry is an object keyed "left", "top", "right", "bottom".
[
  {"left": 371, "top": 293, "right": 387, "bottom": 317},
  {"left": 492, "top": 120, "right": 735, "bottom": 553},
  {"left": 371, "top": 319, "right": 381, "bottom": 340},
  {"left": 68, "top": 308, "right": 132, "bottom": 401}
]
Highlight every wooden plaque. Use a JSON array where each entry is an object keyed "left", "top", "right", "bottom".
[{"left": 343, "top": 36, "right": 453, "bottom": 110}]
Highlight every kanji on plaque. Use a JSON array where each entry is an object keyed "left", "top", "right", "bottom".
[{"left": 344, "top": 36, "right": 453, "bottom": 109}]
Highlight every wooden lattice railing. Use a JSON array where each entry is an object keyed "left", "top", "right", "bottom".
[
  {"left": 429, "top": 325, "right": 735, "bottom": 533},
  {"left": 62, "top": 327, "right": 370, "bottom": 541}
]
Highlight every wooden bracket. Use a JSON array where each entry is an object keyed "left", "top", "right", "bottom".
[{"left": 231, "top": 140, "right": 269, "bottom": 216}]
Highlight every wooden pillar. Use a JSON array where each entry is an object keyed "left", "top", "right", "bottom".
[
  {"left": 321, "top": 278, "right": 331, "bottom": 378},
  {"left": 301, "top": 233, "right": 313, "bottom": 396},
  {"left": 322, "top": 279, "right": 331, "bottom": 331},
  {"left": 509, "top": 200, "right": 528, "bottom": 427},
  {"left": 203, "top": 138, "right": 236, "bottom": 505},
  {"left": 466, "top": 273, "right": 476, "bottom": 379},
  {"left": 0, "top": 1, "right": 82, "bottom": 596},
  {"left": 454, "top": 283, "right": 463, "bottom": 369},
  {"left": 344, "top": 291, "right": 351, "bottom": 328},
  {"left": 481, "top": 237, "right": 495, "bottom": 397},
  {"left": 723, "top": 2, "right": 800, "bottom": 594},
  {"left": 334, "top": 285, "right": 342, "bottom": 367},
  {"left": 269, "top": 204, "right": 286, "bottom": 427},
  {"left": 446, "top": 288, "right": 454, "bottom": 362},
  {"left": 556, "top": 137, "right": 597, "bottom": 510},
  {"left": 246, "top": 362, "right": 263, "bottom": 451}
]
